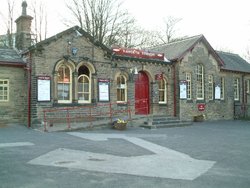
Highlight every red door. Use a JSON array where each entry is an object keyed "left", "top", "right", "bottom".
[{"left": 135, "top": 71, "right": 149, "bottom": 114}]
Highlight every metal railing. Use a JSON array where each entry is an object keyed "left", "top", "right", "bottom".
[{"left": 43, "top": 99, "right": 149, "bottom": 131}]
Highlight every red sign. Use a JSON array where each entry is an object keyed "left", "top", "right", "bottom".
[
  {"left": 112, "top": 47, "right": 164, "bottom": 61},
  {"left": 198, "top": 104, "right": 205, "bottom": 111}
]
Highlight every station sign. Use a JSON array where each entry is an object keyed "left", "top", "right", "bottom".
[{"left": 112, "top": 47, "right": 164, "bottom": 61}]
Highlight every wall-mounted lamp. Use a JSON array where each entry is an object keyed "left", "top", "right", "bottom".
[{"left": 130, "top": 67, "right": 138, "bottom": 75}]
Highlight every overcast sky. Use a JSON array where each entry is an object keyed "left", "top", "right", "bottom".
[{"left": 1, "top": 0, "right": 250, "bottom": 57}]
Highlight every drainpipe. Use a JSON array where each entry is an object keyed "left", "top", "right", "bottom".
[
  {"left": 27, "top": 52, "right": 32, "bottom": 128},
  {"left": 242, "top": 74, "right": 246, "bottom": 117},
  {"left": 173, "top": 63, "right": 177, "bottom": 117}
]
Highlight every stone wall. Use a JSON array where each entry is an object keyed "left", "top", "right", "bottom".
[
  {"left": 29, "top": 31, "right": 175, "bottom": 125},
  {"left": 177, "top": 42, "right": 234, "bottom": 121},
  {"left": 0, "top": 66, "right": 27, "bottom": 123}
]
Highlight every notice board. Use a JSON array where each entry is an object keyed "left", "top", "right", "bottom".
[
  {"left": 37, "top": 76, "right": 51, "bottom": 102},
  {"left": 98, "top": 79, "right": 110, "bottom": 102}
]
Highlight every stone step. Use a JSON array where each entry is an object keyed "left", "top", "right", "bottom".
[{"left": 140, "top": 115, "right": 192, "bottom": 129}]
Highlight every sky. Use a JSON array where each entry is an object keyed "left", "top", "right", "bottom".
[{"left": 1, "top": 0, "right": 250, "bottom": 57}]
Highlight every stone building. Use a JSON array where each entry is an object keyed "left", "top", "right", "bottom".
[
  {"left": 1, "top": 1, "right": 250, "bottom": 127},
  {"left": 0, "top": 48, "right": 27, "bottom": 123},
  {"left": 151, "top": 35, "right": 250, "bottom": 121}
]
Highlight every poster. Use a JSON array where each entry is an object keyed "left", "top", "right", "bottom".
[
  {"left": 215, "top": 85, "right": 221, "bottom": 99},
  {"left": 37, "top": 76, "right": 51, "bottom": 101},
  {"left": 180, "top": 81, "right": 187, "bottom": 99},
  {"left": 98, "top": 79, "right": 110, "bottom": 101}
]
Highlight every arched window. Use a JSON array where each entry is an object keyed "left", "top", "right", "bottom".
[
  {"left": 57, "top": 64, "right": 72, "bottom": 103},
  {"left": 78, "top": 65, "right": 91, "bottom": 103},
  {"left": 158, "top": 78, "right": 167, "bottom": 104},
  {"left": 117, "top": 75, "right": 127, "bottom": 102}
]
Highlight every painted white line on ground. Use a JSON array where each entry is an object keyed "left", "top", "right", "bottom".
[
  {"left": 0, "top": 142, "right": 34, "bottom": 148},
  {"left": 28, "top": 133, "right": 216, "bottom": 180}
]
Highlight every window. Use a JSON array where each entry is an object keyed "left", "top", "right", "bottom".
[
  {"left": 196, "top": 64, "right": 204, "bottom": 100},
  {"left": 246, "top": 80, "right": 250, "bottom": 94},
  {"left": 78, "top": 65, "right": 91, "bottom": 103},
  {"left": 234, "top": 78, "right": 240, "bottom": 101},
  {"left": 221, "top": 77, "right": 225, "bottom": 100},
  {"left": 57, "top": 65, "right": 72, "bottom": 103},
  {"left": 117, "top": 75, "right": 127, "bottom": 102},
  {"left": 0, "top": 79, "right": 9, "bottom": 101},
  {"left": 158, "top": 78, "right": 167, "bottom": 103},
  {"left": 186, "top": 73, "right": 192, "bottom": 100},
  {"left": 208, "top": 75, "right": 214, "bottom": 100}
]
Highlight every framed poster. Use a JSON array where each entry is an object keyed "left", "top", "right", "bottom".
[
  {"left": 37, "top": 76, "right": 51, "bottom": 102},
  {"left": 215, "top": 85, "right": 221, "bottom": 99},
  {"left": 180, "top": 80, "right": 187, "bottom": 99},
  {"left": 98, "top": 79, "right": 110, "bottom": 102}
]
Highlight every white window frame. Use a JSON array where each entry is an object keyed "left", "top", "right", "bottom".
[
  {"left": 246, "top": 80, "right": 250, "bottom": 94},
  {"left": 234, "top": 78, "right": 240, "bottom": 101},
  {"left": 158, "top": 78, "right": 167, "bottom": 104},
  {"left": 196, "top": 64, "right": 204, "bottom": 100},
  {"left": 57, "top": 64, "right": 72, "bottom": 103},
  {"left": 78, "top": 75, "right": 91, "bottom": 103},
  {"left": 0, "top": 79, "right": 9, "bottom": 102},
  {"left": 117, "top": 75, "right": 127, "bottom": 103},
  {"left": 208, "top": 75, "right": 214, "bottom": 100},
  {"left": 186, "top": 73, "right": 192, "bottom": 100}
]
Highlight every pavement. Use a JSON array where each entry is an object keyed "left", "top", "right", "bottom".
[{"left": 0, "top": 120, "right": 250, "bottom": 188}]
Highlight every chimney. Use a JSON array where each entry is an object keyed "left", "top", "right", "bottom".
[{"left": 15, "top": 1, "right": 33, "bottom": 51}]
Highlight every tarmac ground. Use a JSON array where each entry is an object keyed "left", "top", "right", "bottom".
[{"left": 0, "top": 120, "right": 250, "bottom": 188}]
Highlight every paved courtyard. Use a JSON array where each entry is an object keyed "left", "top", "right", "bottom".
[{"left": 0, "top": 121, "right": 250, "bottom": 188}]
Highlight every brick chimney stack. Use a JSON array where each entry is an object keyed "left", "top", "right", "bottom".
[{"left": 15, "top": 1, "right": 33, "bottom": 51}]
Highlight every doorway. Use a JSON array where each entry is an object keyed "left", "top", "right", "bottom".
[{"left": 135, "top": 71, "right": 149, "bottom": 114}]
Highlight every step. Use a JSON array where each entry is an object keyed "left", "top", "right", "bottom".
[{"left": 139, "top": 115, "right": 192, "bottom": 129}]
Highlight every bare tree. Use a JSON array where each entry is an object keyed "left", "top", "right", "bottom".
[
  {"left": 0, "top": 0, "right": 15, "bottom": 48},
  {"left": 30, "top": 1, "right": 48, "bottom": 43},
  {"left": 157, "top": 16, "right": 182, "bottom": 44},
  {"left": 65, "top": 0, "right": 138, "bottom": 47}
]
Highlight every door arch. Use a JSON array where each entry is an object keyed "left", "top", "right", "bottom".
[{"left": 135, "top": 71, "right": 149, "bottom": 114}]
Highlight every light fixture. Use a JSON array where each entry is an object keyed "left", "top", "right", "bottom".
[{"left": 130, "top": 67, "right": 138, "bottom": 75}]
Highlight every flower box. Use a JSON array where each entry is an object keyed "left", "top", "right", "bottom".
[
  {"left": 193, "top": 115, "right": 205, "bottom": 122},
  {"left": 113, "top": 122, "right": 127, "bottom": 130}
]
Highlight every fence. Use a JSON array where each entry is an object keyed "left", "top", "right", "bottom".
[
  {"left": 43, "top": 99, "right": 149, "bottom": 131},
  {"left": 234, "top": 103, "right": 250, "bottom": 119}
]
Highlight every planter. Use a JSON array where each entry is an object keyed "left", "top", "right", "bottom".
[
  {"left": 193, "top": 115, "right": 205, "bottom": 122},
  {"left": 113, "top": 122, "right": 127, "bottom": 130}
]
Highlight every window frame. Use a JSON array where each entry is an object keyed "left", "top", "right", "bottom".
[
  {"left": 78, "top": 74, "right": 91, "bottom": 103},
  {"left": 246, "top": 79, "right": 250, "bottom": 94},
  {"left": 116, "top": 75, "right": 127, "bottom": 103},
  {"left": 186, "top": 73, "right": 192, "bottom": 100},
  {"left": 158, "top": 78, "right": 167, "bottom": 104},
  {"left": 0, "top": 79, "right": 9, "bottom": 102},
  {"left": 208, "top": 75, "right": 214, "bottom": 100},
  {"left": 57, "top": 64, "right": 72, "bottom": 104},
  {"left": 196, "top": 64, "right": 204, "bottom": 100},
  {"left": 234, "top": 78, "right": 240, "bottom": 101}
]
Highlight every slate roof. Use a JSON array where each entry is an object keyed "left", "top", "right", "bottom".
[
  {"left": 149, "top": 35, "right": 224, "bottom": 66},
  {"left": 0, "top": 48, "right": 25, "bottom": 65},
  {"left": 217, "top": 51, "right": 250, "bottom": 73},
  {"left": 28, "top": 26, "right": 111, "bottom": 54}
]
